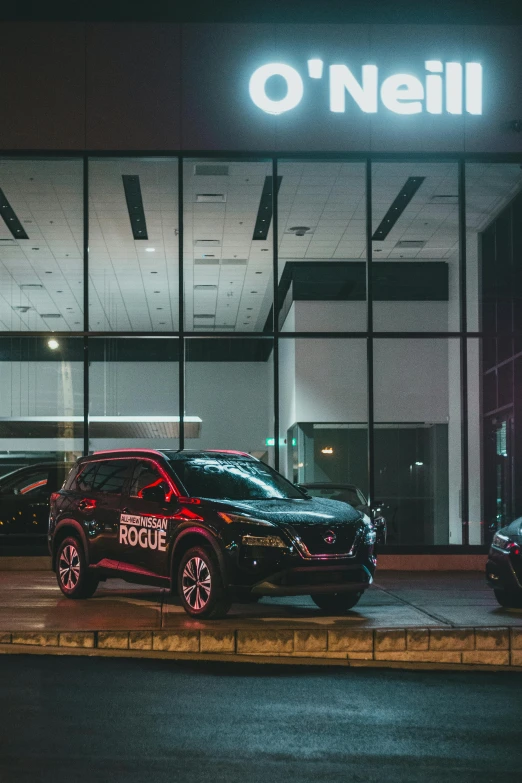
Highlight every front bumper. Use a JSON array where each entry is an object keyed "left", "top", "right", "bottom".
[
  {"left": 249, "top": 562, "right": 374, "bottom": 596},
  {"left": 486, "top": 547, "right": 522, "bottom": 594}
]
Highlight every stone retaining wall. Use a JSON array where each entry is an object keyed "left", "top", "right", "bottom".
[{"left": 1, "top": 627, "right": 521, "bottom": 668}]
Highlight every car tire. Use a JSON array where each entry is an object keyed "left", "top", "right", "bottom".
[
  {"left": 56, "top": 536, "right": 98, "bottom": 599},
  {"left": 310, "top": 591, "right": 363, "bottom": 614},
  {"left": 178, "top": 545, "right": 231, "bottom": 619},
  {"left": 493, "top": 588, "right": 522, "bottom": 609}
]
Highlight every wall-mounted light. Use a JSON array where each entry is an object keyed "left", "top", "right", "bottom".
[
  {"left": 415, "top": 461, "right": 424, "bottom": 466},
  {"left": 146, "top": 247, "right": 156, "bottom": 252},
  {"left": 47, "top": 338, "right": 60, "bottom": 350},
  {"left": 321, "top": 447, "right": 334, "bottom": 455}
]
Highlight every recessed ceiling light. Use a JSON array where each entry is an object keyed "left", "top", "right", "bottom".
[
  {"left": 150, "top": 271, "right": 158, "bottom": 274},
  {"left": 156, "top": 307, "right": 163, "bottom": 310},
  {"left": 56, "top": 290, "right": 63, "bottom": 293},
  {"left": 146, "top": 248, "right": 156, "bottom": 252},
  {"left": 250, "top": 291, "right": 258, "bottom": 294},
  {"left": 255, "top": 271, "right": 262, "bottom": 274},
  {"left": 45, "top": 271, "right": 52, "bottom": 274},
  {"left": 47, "top": 338, "right": 59, "bottom": 350}
]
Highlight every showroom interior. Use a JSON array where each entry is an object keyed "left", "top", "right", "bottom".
[{"left": 1, "top": 154, "right": 521, "bottom": 549}]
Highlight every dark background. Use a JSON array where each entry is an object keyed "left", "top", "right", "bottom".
[{"left": 2, "top": 0, "right": 522, "bottom": 24}]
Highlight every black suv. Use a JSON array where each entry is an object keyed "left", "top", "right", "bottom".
[{"left": 49, "top": 449, "right": 377, "bottom": 618}]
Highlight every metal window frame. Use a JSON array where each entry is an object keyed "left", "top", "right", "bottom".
[{"left": 2, "top": 149, "right": 522, "bottom": 551}]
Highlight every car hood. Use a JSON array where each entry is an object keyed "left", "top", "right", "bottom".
[{"left": 202, "top": 497, "right": 364, "bottom": 526}]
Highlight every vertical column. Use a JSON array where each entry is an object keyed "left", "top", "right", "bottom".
[
  {"left": 272, "top": 157, "right": 280, "bottom": 471},
  {"left": 178, "top": 156, "right": 185, "bottom": 450},
  {"left": 459, "top": 158, "right": 469, "bottom": 545},
  {"left": 82, "top": 155, "right": 89, "bottom": 457},
  {"left": 366, "top": 158, "right": 374, "bottom": 508}
]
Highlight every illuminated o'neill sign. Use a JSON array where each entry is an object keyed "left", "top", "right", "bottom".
[{"left": 249, "top": 60, "right": 482, "bottom": 115}]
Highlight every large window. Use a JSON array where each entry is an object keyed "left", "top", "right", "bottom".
[
  {"left": 2, "top": 154, "right": 522, "bottom": 548},
  {"left": 0, "top": 158, "right": 83, "bottom": 332}
]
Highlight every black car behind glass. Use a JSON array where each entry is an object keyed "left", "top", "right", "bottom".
[
  {"left": 49, "top": 449, "right": 378, "bottom": 618},
  {"left": 0, "top": 463, "right": 74, "bottom": 536},
  {"left": 301, "top": 483, "right": 387, "bottom": 545}
]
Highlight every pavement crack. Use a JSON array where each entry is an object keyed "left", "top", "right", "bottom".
[{"left": 374, "top": 585, "right": 455, "bottom": 627}]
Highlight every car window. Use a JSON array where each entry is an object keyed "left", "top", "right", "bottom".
[
  {"left": 16, "top": 469, "right": 50, "bottom": 496},
  {"left": 91, "top": 460, "right": 134, "bottom": 495},
  {"left": 75, "top": 463, "right": 99, "bottom": 493},
  {"left": 130, "top": 461, "right": 164, "bottom": 498}
]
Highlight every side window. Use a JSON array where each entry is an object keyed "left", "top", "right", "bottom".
[
  {"left": 91, "top": 460, "right": 134, "bottom": 495},
  {"left": 16, "top": 469, "right": 50, "bottom": 497},
  {"left": 130, "top": 461, "right": 164, "bottom": 498},
  {"left": 75, "top": 463, "right": 99, "bottom": 493}
]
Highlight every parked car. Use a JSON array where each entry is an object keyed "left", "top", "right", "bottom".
[
  {"left": 300, "top": 483, "right": 387, "bottom": 544},
  {"left": 49, "top": 449, "right": 378, "bottom": 618},
  {"left": 486, "top": 518, "right": 522, "bottom": 608},
  {"left": 0, "top": 462, "right": 75, "bottom": 536}
]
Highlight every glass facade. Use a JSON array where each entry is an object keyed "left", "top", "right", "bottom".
[{"left": 2, "top": 155, "right": 522, "bottom": 548}]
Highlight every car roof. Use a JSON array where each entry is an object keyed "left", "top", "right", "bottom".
[{"left": 80, "top": 449, "right": 256, "bottom": 463}]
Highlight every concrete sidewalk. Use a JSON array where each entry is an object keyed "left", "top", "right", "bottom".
[{"left": 1, "top": 571, "right": 521, "bottom": 669}]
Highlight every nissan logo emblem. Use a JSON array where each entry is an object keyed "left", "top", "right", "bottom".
[{"left": 324, "top": 529, "right": 337, "bottom": 545}]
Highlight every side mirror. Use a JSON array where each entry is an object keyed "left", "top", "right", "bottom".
[{"left": 140, "top": 482, "right": 168, "bottom": 504}]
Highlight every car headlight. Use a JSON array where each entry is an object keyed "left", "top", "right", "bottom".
[
  {"left": 361, "top": 513, "right": 376, "bottom": 545},
  {"left": 492, "top": 532, "right": 510, "bottom": 550},
  {"left": 492, "top": 532, "right": 521, "bottom": 555},
  {"left": 242, "top": 534, "right": 286, "bottom": 548},
  {"left": 218, "top": 512, "right": 276, "bottom": 527}
]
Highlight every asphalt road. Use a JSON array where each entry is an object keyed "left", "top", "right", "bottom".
[{"left": 0, "top": 657, "right": 521, "bottom": 783}]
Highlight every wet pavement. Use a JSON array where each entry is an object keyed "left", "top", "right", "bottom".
[
  {"left": 1, "top": 570, "right": 521, "bottom": 631},
  {"left": 1, "top": 655, "right": 521, "bottom": 783}
]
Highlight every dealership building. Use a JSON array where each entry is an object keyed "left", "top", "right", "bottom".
[{"left": 0, "top": 21, "right": 521, "bottom": 554}]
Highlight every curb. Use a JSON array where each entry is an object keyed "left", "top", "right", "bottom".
[{"left": 1, "top": 626, "right": 521, "bottom": 670}]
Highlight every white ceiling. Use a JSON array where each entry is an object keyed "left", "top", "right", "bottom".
[{"left": 0, "top": 158, "right": 521, "bottom": 333}]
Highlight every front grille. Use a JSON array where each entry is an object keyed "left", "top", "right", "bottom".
[{"left": 287, "top": 523, "right": 361, "bottom": 558}]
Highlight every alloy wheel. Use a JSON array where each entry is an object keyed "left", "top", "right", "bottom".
[
  {"left": 182, "top": 556, "right": 212, "bottom": 611},
  {"left": 58, "top": 544, "right": 81, "bottom": 591}
]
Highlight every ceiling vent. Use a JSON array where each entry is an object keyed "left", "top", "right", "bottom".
[
  {"left": 193, "top": 314, "right": 216, "bottom": 319},
  {"left": 195, "top": 193, "right": 226, "bottom": 203},
  {"left": 39, "top": 313, "right": 63, "bottom": 318},
  {"left": 194, "top": 285, "right": 218, "bottom": 290},
  {"left": 220, "top": 258, "right": 247, "bottom": 265},
  {"left": 194, "top": 164, "right": 229, "bottom": 176},
  {"left": 0, "top": 238, "right": 16, "bottom": 244},
  {"left": 394, "top": 240, "right": 426, "bottom": 249},
  {"left": 430, "top": 195, "right": 459, "bottom": 204},
  {"left": 12, "top": 305, "right": 32, "bottom": 313},
  {"left": 194, "top": 258, "right": 220, "bottom": 265},
  {"left": 194, "top": 239, "right": 221, "bottom": 247},
  {"left": 20, "top": 283, "right": 43, "bottom": 290},
  {"left": 286, "top": 226, "right": 314, "bottom": 237}
]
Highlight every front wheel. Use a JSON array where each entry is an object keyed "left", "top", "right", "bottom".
[
  {"left": 178, "top": 545, "right": 231, "bottom": 619},
  {"left": 494, "top": 588, "right": 522, "bottom": 609},
  {"left": 56, "top": 537, "right": 98, "bottom": 599},
  {"left": 311, "top": 591, "right": 363, "bottom": 614}
]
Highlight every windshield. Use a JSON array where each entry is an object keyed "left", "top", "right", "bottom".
[{"left": 172, "top": 457, "right": 305, "bottom": 501}]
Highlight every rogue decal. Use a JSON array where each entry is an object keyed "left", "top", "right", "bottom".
[{"left": 119, "top": 513, "right": 168, "bottom": 551}]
